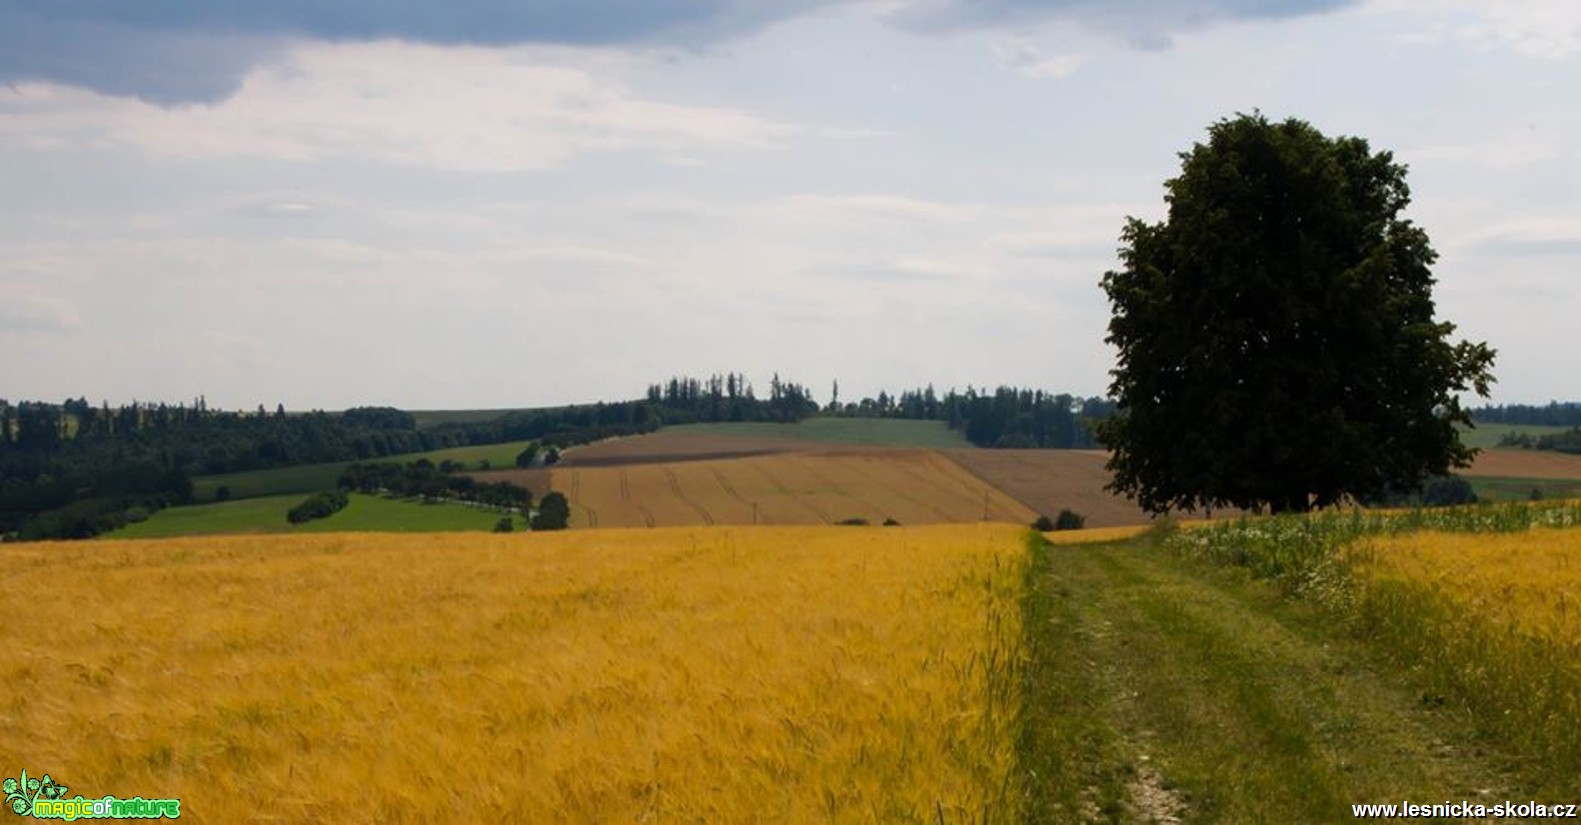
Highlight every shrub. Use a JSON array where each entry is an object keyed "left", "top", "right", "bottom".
[
  {"left": 215, "top": 486, "right": 232, "bottom": 503},
  {"left": 1421, "top": 476, "right": 1477, "bottom": 507},
  {"left": 1053, "top": 509, "right": 1086, "bottom": 531},
  {"left": 287, "top": 490, "right": 349, "bottom": 525},
  {"left": 493, "top": 517, "right": 514, "bottom": 533},
  {"left": 1032, "top": 515, "right": 1056, "bottom": 532},
  {"left": 883, "top": 517, "right": 901, "bottom": 526},
  {"left": 531, "top": 491, "right": 571, "bottom": 531},
  {"left": 836, "top": 517, "right": 870, "bottom": 526}
]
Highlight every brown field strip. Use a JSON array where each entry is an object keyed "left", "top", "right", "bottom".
[
  {"left": 942, "top": 449, "right": 1162, "bottom": 528},
  {"left": 1463, "top": 448, "right": 1581, "bottom": 480},
  {"left": 558, "top": 432, "right": 858, "bottom": 466},
  {"left": 480, "top": 450, "right": 1039, "bottom": 528}
]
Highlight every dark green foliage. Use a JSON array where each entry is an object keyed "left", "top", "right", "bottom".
[
  {"left": 882, "top": 517, "right": 901, "bottom": 526},
  {"left": 514, "top": 443, "right": 539, "bottom": 468},
  {"left": 1420, "top": 476, "right": 1478, "bottom": 507},
  {"left": 1032, "top": 515, "right": 1056, "bottom": 532},
  {"left": 1362, "top": 474, "right": 1478, "bottom": 508},
  {"left": 1475, "top": 402, "right": 1581, "bottom": 427},
  {"left": 215, "top": 485, "right": 232, "bottom": 503},
  {"left": 1053, "top": 509, "right": 1086, "bottom": 531},
  {"left": 1499, "top": 427, "right": 1581, "bottom": 455},
  {"left": 339, "top": 406, "right": 416, "bottom": 431},
  {"left": 286, "top": 490, "right": 349, "bottom": 524},
  {"left": 543, "top": 447, "right": 561, "bottom": 466},
  {"left": 836, "top": 517, "right": 870, "bottom": 526},
  {"left": 823, "top": 384, "right": 1112, "bottom": 448},
  {"left": 531, "top": 492, "right": 570, "bottom": 531},
  {"left": 493, "top": 517, "right": 514, "bottom": 533},
  {"left": 1099, "top": 112, "right": 1496, "bottom": 515},
  {"left": 338, "top": 461, "right": 529, "bottom": 510}
]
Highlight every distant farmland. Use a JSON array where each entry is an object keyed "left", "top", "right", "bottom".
[
  {"left": 942, "top": 449, "right": 1166, "bottom": 527},
  {"left": 483, "top": 447, "right": 1036, "bottom": 528}
]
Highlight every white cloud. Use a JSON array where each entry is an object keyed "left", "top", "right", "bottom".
[
  {"left": 0, "top": 288, "right": 83, "bottom": 334},
  {"left": 992, "top": 38, "right": 1086, "bottom": 79},
  {"left": 0, "top": 41, "right": 799, "bottom": 172},
  {"left": 775, "top": 193, "right": 983, "bottom": 223},
  {"left": 1464, "top": 216, "right": 1581, "bottom": 256},
  {"left": 1377, "top": 0, "right": 1581, "bottom": 58}
]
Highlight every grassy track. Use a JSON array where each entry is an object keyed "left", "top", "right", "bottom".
[
  {"left": 662, "top": 418, "right": 970, "bottom": 448},
  {"left": 1019, "top": 533, "right": 1523, "bottom": 822},
  {"left": 109, "top": 493, "right": 513, "bottom": 538}
]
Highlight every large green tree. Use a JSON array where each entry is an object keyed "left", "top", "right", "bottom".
[{"left": 1098, "top": 113, "right": 1496, "bottom": 515}]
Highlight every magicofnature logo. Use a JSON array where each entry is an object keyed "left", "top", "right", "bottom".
[{"left": 4, "top": 770, "right": 179, "bottom": 820}]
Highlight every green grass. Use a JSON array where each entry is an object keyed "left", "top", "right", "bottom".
[
  {"left": 1459, "top": 422, "right": 1573, "bottom": 450},
  {"left": 1157, "top": 503, "right": 1581, "bottom": 800},
  {"left": 661, "top": 418, "right": 971, "bottom": 448},
  {"left": 1017, "top": 530, "right": 1528, "bottom": 821},
  {"left": 1469, "top": 475, "right": 1581, "bottom": 502},
  {"left": 108, "top": 493, "right": 515, "bottom": 539},
  {"left": 192, "top": 463, "right": 349, "bottom": 502},
  {"left": 409, "top": 439, "right": 536, "bottom": 469}
]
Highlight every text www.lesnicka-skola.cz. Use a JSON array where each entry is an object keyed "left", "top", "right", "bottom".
[{"left": 1353, "top": 800, "right": 1578, "bottom": 819}]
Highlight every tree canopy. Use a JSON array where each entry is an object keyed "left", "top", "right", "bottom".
[{"left": 1097, "top": 112, "right": 1496, "bottom": 515}]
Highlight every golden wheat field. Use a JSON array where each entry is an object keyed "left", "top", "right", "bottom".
[
  {"left": 1354, "top": 526, "right": 1581, "bottom": 645},
  {"left": 0, "top": 524, "right": 1026, "bottom": 822},
  {"left": 552, "top": 451, "right": 1037, "bottom": 529}
]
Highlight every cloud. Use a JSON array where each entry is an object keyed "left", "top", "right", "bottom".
[
  {"left": 1379, "top": 0, "right": 1581, "bottom": 59},
  {"left": 776, "top": 194, "right": 983, "bottom": 223},
  {"left": 0, "top": 42, "right": 797, "bottom": 172},
  {"left": 2, "top": 0, "right": 1365, "bottom": 104},
  {"left": 886, "top": 0, "right": 1358, "bottom": 47},
  {"left": 0, "top": 1, "right": 834, "bottom": 104},
  {"left": 0, "top": 289, "right": 83, "bottom": 334},
  {"left": 992, "top": 38, "right": 1086, "bottom": 78},
  {"left": 1466, "top": 217, "right": 1581, "bottom": 256}
]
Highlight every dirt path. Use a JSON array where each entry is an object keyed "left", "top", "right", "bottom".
[{"left": 1021, "top": 537, "right": 1524, "bottom": 822}]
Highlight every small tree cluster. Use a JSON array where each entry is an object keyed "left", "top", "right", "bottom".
[
  {"left": 531, "top": 492, "right": 571, "bottom": 531},
  {"left": 287, "top": 490, "right": 349, "bottom": 524}
]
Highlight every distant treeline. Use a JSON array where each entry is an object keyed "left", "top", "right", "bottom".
[
  {"left": 1499, "top": 428, "right": 1581, "bottom": 455},
  {"left": 824, "top": 383, "right": 1114, "bottom": 449},
  {"left": 0, "top": 373, "right": 1108, "bottom": 540},
  {"left": 1473, "top": 402, "right": 1581, "bottom": 427}
]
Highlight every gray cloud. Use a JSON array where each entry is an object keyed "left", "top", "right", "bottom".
[
  {"left": 4, "top": 0, "right": 1358, "bottom": 104},
  {"left": 0, "top": 1, "right": 827, "bottom": 103},
  {"left": 889, "top": 0, "right": 1358, "bottom": 48}
]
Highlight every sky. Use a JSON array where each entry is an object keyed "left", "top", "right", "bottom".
[{"left": 2, "top": 0, "right": 1578, "bottom": 411}]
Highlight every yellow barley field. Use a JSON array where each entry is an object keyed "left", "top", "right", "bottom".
[
  {"left": 0, "top": 524, "right": 1026, "bottom": 822},
  {"left": 1353, "top": 527, "right": 1581, "bottom": 646},
  {"left": 555, "top": 451, "right": 1037, "bottom": 529}
]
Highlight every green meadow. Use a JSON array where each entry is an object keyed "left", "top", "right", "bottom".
[{"left": 109, "top": 492, "right": 516, "bottom": 539}]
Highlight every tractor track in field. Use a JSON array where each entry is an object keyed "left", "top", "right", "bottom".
[
  {"left": 1021, "top": 534, "right": 1526, "bottom": 821},
  {"left": 565, "top": 470, "right": 599, "bottom": 528},
  {"left": 842, "top": 455, "right": 954, "bottom": 523},
  {"left": 665, "top": 468, "right": 716, "bottom": 525},
  {"left": 792, "top": 456, "right": 890, "bottom": 523},
  {"left": 751, "top": 462, "right": 830, "bottom": 524}
]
